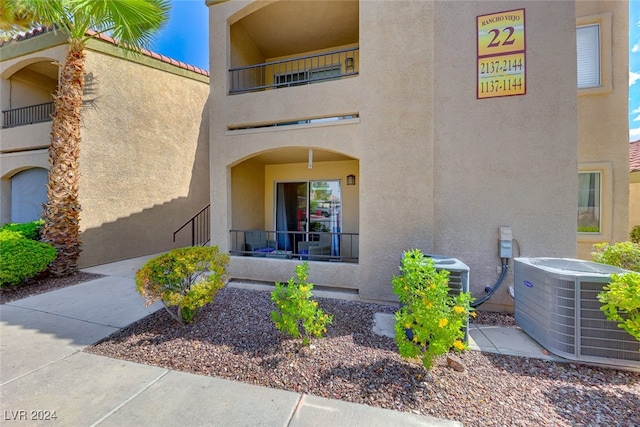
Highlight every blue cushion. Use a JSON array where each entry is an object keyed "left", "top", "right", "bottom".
[{"left": 255, "top": 247, "right": 275, "bottom": 253}]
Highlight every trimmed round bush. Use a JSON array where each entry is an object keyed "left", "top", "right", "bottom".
[
  {"left": 135, "top": 246, "right": 229, "bottom": 324},
  {"left": 0, "top": 230, "right": 57, "bottom": 288}
]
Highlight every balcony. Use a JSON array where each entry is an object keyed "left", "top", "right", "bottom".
[
  {"left": 229, "top": 47, "right": 358, "bottom": 95},
  {"left": 2, "top": 102, "right": 55, "bottom": 128},
  {"left": 230, "top": 230, "right": 359, "bottom": 263}
]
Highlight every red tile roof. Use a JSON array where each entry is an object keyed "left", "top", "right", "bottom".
[
  {"left": 631, "top": 140, "right": 640, "bottom": 173},
  {"left": 1, "top": 27, "right": 209, "bottom": 78}
]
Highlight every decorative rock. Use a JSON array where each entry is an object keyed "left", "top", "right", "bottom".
[{"left": 447, "top": 354, "right": 466, "bottom": 372}]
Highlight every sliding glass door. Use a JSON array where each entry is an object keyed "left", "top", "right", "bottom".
[{"left": 275, "top": 180, "right": 341, "bottom": 256}]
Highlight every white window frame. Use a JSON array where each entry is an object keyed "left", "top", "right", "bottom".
[
  {"left": 577, "top": 12, "right": 612, "bottom": 95},
  {"left": 577, "top": 162, "right": 612, "bottom": 243},
  {"left": 578, "top": 171, "right": 601, "bottom": 233}
]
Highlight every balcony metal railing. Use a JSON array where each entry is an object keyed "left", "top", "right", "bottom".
[
  {"left": 173, "top": 204, "right": 210, "bottom": 247},
  {"left": 230, "top": 229, "right": 359, "bottom": 263},
  {"left": 229, "top": 47, "right": 358, "bottom": 94},
  {"left": 2, "top": 102, "right": 55, "bottom": 129}
]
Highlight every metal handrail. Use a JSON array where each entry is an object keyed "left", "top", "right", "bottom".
[
  {"left": 173, "top": 204, "right": 210, "bottom": 247},
  {"left": 229, "top": 47, "right": 358, "bottom": 94},
  {"left": 2, "top": 102, "right": 55, "bottom": 128}
]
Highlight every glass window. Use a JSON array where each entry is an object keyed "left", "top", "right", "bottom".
[
  {"left": 577, "top": 24, "right": 600, "bottom": 89},
  {"left": 578, "top": 172, "right": 601, "bottom": 233},
  {"left": 275, "top": 180, "right": 341, "bottom": 257}
]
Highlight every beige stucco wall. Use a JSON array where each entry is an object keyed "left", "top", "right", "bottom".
[
  {"left": 576, "top": 1, "right": 629, "bottom": 260},
  {"left": 78, "top": 47, "right": 210, "bottom": 266},
  {"left": 631, "top": 172, "right": 640, "bottom": 231},
  {"left": 0, "top": 33, "right": 210, "bottom": 267},
  {"left": 208, "top": 0, "right": 626, "bottom": 309},
  {"left": 432, "top": 1, "right": 578, "bottom": 311}
]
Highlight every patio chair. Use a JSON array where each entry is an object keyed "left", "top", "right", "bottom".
[
  {"left": 298, "top": 233, "right": 332, "bottom": 261},
  {"left": 244, "top": 231, "right": 276, "bottom": 256}
]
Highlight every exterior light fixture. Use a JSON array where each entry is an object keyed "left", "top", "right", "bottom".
[
  {"left": 347, "top": 174, "right": 356, "bottom": 185},
  {"left": 345, "top": 57, "right": 355, "bottom": 72}
]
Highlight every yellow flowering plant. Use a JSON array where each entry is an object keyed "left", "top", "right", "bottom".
[
  {"left": 270, "top": 262, "right": 333, "bottom": 345},
  {"left": 392, "top": 249, "right": 474, "bottom": 369}
]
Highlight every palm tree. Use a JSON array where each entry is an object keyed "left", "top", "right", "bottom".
[
  {"left": 3, "top": 0, "right": 169, "bottom": 276},
  {"left": 0, "top": 1, "right": 37, "bottom": 38}
]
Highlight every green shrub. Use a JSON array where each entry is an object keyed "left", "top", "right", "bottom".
[
  {"left": 135, "top": 246, "right": 229, "bottom": 324},
  {"left": 0, "top": 219, "right": 44, "bottom": 241},
  {"left": 591, "top": 241, "right": 640, "bottom": 272},
  {"left": 392, "top": 249, "right": 474, "bottom": 370},
  {"left": 631, "top": 225, "right": 640, "bottom": 244},
  {"left": 598, "top": 272, "right": 640, "bottom": 345},
  {"left": 270, "top": 262, "right": 333, "bottom": 345},
  {"left": 0, "top": 230, "right": 56, "bottom": 288}
]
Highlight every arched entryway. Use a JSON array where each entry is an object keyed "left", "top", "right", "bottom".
[{"left": 10, "top": 167, "right": 48, "bottom": 223}]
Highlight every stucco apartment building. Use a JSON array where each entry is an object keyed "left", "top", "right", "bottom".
[
  {"left": 0, "top": 28, "right": 210, "bottom": 267},
  {"left": 207, "top": 0, "right": 629, "bottom": 311},
  {"left": 631, "top": 140, "right": 640, "bottom": 231}
]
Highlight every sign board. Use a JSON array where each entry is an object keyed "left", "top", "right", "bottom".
[{"left": 477, "top": 9, "right": 526, "bottom": 99}]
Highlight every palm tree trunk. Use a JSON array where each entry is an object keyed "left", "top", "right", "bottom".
[{"left": 41, "top": 38, "right": 85, "bottom": 277}]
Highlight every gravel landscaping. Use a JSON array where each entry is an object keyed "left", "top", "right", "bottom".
[{"left": 87, "top": 286, "right": 640, "bottom": 427}]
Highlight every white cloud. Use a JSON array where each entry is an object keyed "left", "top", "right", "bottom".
[
  {"left": 633, "top": 107, "right": 640, "bottom": 115},
  {"left": 634, "top": 114, "right": 640, "bottom": 121},
  {"left": 633, "top": 43, "right": 640, "bottom": 53},
  {"left": 630, "top": 127, "right": 640, "bottom": 141},
  {"left": 631, "top": 70, "right": 640, "bottom": 86}
]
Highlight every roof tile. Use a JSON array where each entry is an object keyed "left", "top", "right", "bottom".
[
  {"left": 1, "top": 27, "right": 209, "bottom": 78},
  {"left": 631, "top": 140, "right": 640, "bottom": 172}
]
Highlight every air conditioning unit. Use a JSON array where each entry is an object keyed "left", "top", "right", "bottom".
[
  {"left": 514, "top": 258, "right": 639, "bottom": 369},
  {"left": 426, "top": 255, "right": 470, "bottom": 341}
]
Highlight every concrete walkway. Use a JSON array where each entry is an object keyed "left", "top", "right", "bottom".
[{"left": 0, "top": 255, "right": 557, "bottom": 426}]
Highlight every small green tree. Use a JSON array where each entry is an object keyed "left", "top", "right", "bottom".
[
  {"left": 591, "top": 241, "right": 640, "bottom": 272},
  {"left": 630, "top": 225, "right": 640, "bottom": 244},
  {"left": 598, "top": 272, "right": 640, "bottom": 346},
  {"left": 135, "top": 246, "right": 229, "bottom": 324},
  {"left": 270, "top": 263, "right": 333, "bottom": 345},
  {"left": 392, "top": 249, "right": 473, "bottom": 369}
]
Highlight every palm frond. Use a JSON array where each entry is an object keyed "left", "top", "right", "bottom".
[{"left": 70, "top": 0, "right": 170, "bottom": 50}]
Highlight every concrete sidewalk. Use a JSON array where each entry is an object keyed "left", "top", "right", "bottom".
[{"left": 1, "top": 256, "right": 461, "bottom": 427}]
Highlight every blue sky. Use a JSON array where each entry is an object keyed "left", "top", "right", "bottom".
[
  {"left": 149, "top": 0, "right": 209, "bottom": 71},
  {"left": 631, "top": 1, "right": 640, "bottom": 141}
]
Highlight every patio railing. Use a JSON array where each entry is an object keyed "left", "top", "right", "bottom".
[
  {"left": 229, "top": 47, "right": 358, "bottom": 94},
  {"left": 230, "top": 229, "right": 359, "bottom": 263},
  {"left": 2, "top": 102, "right": 55, "bottom": 128}
]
